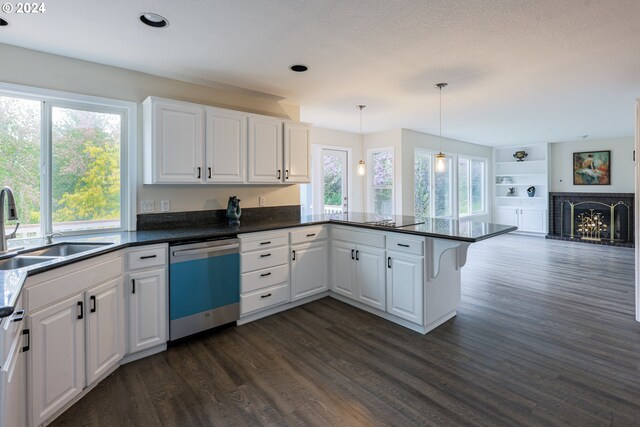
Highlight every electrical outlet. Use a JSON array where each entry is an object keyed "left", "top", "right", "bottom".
[
  {"left": 161, "top": 200, "right": 170, "bottom": 212},
  {"left": 140, "top": 200, "right": 155, "bottom": 213},
  {"left": 259, "top": 196, "right": 266, "bottom": 207}
]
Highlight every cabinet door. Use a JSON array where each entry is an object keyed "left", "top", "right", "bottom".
[
  {"left": 356, "top": 246, "right": 386, "bottom": 310},
  {"left": 291, "top": 242, "right": 328, "bottom": 301},
  {"left": 28, "top": 294, "right": 85, "bottom": 426},
  {"left": 283, "top": 123, "right": 310, "bottom": 183},
  {"left": 86, "top": 278, "right": 124, "bottom": 385},
  {"left": 206, "top": 108, "right": 247, "bottom": 183},
  {"left": 152, "top": 100, "right": 205, "bottom": 183},
  {"left": 128, "top": 269, "right": 167, "bottom": 354},
  {"left": 495, "top": 208, "right": 518, "bottom": 227},
  {"left": 1, "top": 330, "right": 26, "bottom": 427},
  {"left": 519, "top": 209, "right": 547, "bottom": 233},
  {"left": 331, "top": 241, "right": 356, "bottom": 299},
  {"left": 386, "top": 252, "right": 424, "bottom": 324},
  {"left": 248, "top": 116, "right": 283, "bottom": 183}
]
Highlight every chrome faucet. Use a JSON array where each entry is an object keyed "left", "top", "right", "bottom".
[
  {"left": 0, "top": 187, "right": 20, "bottom": 253},
  {"left": 45, "top": 232, "right": 63, "bottom": 244}
]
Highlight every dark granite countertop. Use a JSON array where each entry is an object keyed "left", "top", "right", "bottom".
[{"left": 0, "top": 213, "right": 516, "bottom": 319}]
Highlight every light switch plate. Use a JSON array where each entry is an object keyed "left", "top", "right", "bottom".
[
  {"left": 161, "top": 200, "right": 170, "bottom": 212},
  {"left": 140, "top": 200, "right": 155, "bottom": 213},
  {"left": 259, "top": 196, "right": 266, "bottom": 207}
]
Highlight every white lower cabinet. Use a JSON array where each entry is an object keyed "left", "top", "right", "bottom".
[
  {"left": 331, "top": 241, "right": 357, "bottom": 299},
  {"left": 386, "top": 251, "right": 424, "bottom": 324},
  {"left": 28, "top": 294, "right": 86, "bottom": 426},
  {"left": 1, "top": 300, "right": 27, "bottom": 427},
  {"left": 127, "top": 269, "right": 167, "bottom": 354},
  {"left": 331, "top": 240, "right": 386, "bottom": 310},
  {"left": 355, "top": 246, "right": 386, "bottom": 310},
  {"left": 19, "top": 251, "right": 125, "bottom": 427},
  {"left": 290, "top": 241, "right": 328, "bottom": 301},
  {"left": 86, "top": 278, "right": 124, "bottom": 385},
  {"left": 495, "top": 207, "right": 547, "bottom": 233}
]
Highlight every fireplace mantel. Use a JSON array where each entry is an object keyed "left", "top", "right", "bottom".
[{"left": 547, "top": 192, "right": 634, "bottom": 247}]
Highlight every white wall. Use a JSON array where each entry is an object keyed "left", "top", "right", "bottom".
[
  {"left": 550, "top": 137, "right": 634, "bottom": 193},
  {"left": 363, "top": 130, "right": 404, "bottom": 215},
  {"left": 0, "top": 43, "right": 301, "bottom": 213},
  {"left": 400, "top": 129, "right": 493, "bottom": 221},
  {"left": 310, "top": 127, "right": 365, "bottom": 213}
]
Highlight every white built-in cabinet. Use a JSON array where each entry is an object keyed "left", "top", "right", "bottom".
[
  {"left": 125, "top": 245, "right": 168, "bottom": 355},
  {"left": 386, "top": 252, "right": 424, "bottom": 324},
  {"left": 290, "top": 226, "right": 328, "bottom": 301},
  {"left": 144, "top": 99, "right": 205, "bottom": 184},
  {"left": 493, "top": 143, "right": 549, "bottom": 234},
  {"left": 206, "top": 108, "right": 247, "bottom": 183},
  {"left": 24, "top": 252, "right": 124, "bottom": 426},
  {"left": 495, "top": 207, "right": 547, "bottom": 233},
  {"left": 283, "top": 122, "right": 311, "bottom": 183},
  {"left": 143, "top": 96, "right": 310, "bottom": 185},
  {"left": 28, "top": 294, "right": 86, "bottom": 426},
  {"left": 248, "top": 116, "right": 284, "bottom": 183},
  {"left": 331, "top": 227, "right": 386, "bottom": 311}
]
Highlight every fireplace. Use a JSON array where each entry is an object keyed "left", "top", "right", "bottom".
[{"left": 547, "top": 192, "right": 634, "bottom": 247}]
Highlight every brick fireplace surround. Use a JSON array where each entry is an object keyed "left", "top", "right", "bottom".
[{"left": 547, "top": 192, "right": 634, "bottom": 248}]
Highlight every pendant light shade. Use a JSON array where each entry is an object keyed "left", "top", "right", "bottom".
[
  {"left": 435, "top": 82, "right": 448, "bottom": 172},
  {"left": 357, "top": 105, "right": 366, "bottom": 176}
]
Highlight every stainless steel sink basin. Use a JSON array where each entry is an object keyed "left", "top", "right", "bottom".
[
  {"left": 23, "top": 242, "right": 110, "bottom": 257},
  {"left": 0, "top": 256, "right": 60, "bottom": 270}
]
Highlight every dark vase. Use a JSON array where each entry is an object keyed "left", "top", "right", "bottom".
[{"left": 527, "top": 186, "right": 536, "bottom": 198}]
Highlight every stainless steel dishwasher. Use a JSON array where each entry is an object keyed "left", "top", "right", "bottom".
[{"left": 169, "top": 238, "right": 240, "bottom": 340}]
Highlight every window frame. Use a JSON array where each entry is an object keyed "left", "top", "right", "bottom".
[
  {"left": 367, "top": 147, "right": 395, "bottom": 216},
  {"left": 413, "top": 148, "right": 457, "bottom": 219},
  {"left": 458, "top": 155, "right": 488, "bottom": 218},
  {"left": 0, "top": 82, "right": 137, "bottom": 238}
]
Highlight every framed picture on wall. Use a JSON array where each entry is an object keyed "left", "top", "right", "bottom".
[{"left": 573, "top": 150, "right": 610, "bottom": 185}]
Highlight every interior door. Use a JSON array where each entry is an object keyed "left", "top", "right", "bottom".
[{"left": 320, "top": 149, "right": 348, "bottom": 214}]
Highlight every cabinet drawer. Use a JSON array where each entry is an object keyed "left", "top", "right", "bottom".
[
  {"left": 290, "top": 226, "right": 327, "bottom": 245},
  {"left": 127, "top": 246, "right": 167, "bottom": 270},
  {"left": 241, "top": 264, "right": 289, "bottom": 293},
  {"left": 241, "top": 246, "right": 288, "bottom": 273},
  {"left": 240, "top": 233, "right": 288, "bottom": 252},
  {"left": 332, "top": 226, "right": 385, "bottom": 248},
  {"left": 240, "top": 283, "right": 289, "bottom": 315},
  {"left": 0, "top": 296, "right": 24, "bottom": 365},
  {"left": 386, "top": 235, "right": 424, "bottom": 256}
]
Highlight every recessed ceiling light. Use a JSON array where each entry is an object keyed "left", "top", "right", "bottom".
[
  {"left": 139, "top": 13, "right": 168, "bottom": 28},
  {"left": 290, "top": 65, "right": 308, "bottom": 72},
  {"left": 0, "top": 18, "right": 9, "bottom": 27}
]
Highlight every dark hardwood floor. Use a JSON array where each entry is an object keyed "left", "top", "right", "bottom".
[{"left": 52, "top": 234, "right": 639, "bottom": 426}]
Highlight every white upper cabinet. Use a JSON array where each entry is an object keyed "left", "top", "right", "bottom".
[
  {"left": 143, "top": 97, "right": 205, "bottom": 184},
  {"left": 248, "top": 116, "right": 284, "bottom": 183},
  {"left": 283, "top": 122, "right": 311, "bottom": 183},
  {"left": 143, "top": 97, "right": 311, "bottom": 185},
  {"left": 206, "top": 107, "right": 247, "bottom": 183}
]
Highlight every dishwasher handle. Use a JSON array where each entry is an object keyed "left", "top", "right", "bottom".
[{"left": 172, "top": 243, "right": 239, "bottom": 258}]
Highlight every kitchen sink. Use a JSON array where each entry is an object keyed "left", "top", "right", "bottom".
[
  {"left": 0, "top": 256, "right": 61, "bottom": 270},
  {"left": 22, "top": 242, "right": 111, "bottom": 257}
]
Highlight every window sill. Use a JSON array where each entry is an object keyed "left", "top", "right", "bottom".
[{"left": 459, "top": 212, "right": 489, "bottom": 219}]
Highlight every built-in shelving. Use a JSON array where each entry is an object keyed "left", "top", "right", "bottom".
[{"left": 493, "top": 143, "right": 550, "bottom": 234}]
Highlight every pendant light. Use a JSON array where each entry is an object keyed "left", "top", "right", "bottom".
[
  {"left": 435, "top": 83, "right": 448, "bottom": 172},
  {"left": 357, "top": 105, "right": 366, "bottom": 176}
]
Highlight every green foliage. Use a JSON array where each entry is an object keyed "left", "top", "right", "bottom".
[
  {"left": 1, "top": 97, "right": 121, "bottom": 231},
  {"left": 323, "top": 155, "right": 343, "bottom": 206}
]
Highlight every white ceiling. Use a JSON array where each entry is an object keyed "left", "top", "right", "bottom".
[{"left": 2, "top": 0, "right": 640, "bottom": 146}]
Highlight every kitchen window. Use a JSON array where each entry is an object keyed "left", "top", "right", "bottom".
[
  {"left": 414, "top": 149, "right": 454, "bottom": 218},
  {"left": 367, "top": 148, "right": 394, "bottom": 215},
  {"left": 458, "top": 157, "right": 487, "bottom": 216},
  {"left": 0, "top": 83, "right": 136, "bottom": 240}
]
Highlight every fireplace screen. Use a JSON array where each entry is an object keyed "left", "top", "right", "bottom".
[{"left": 561, "top": 201, "right": 631, "bottom": 243}]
